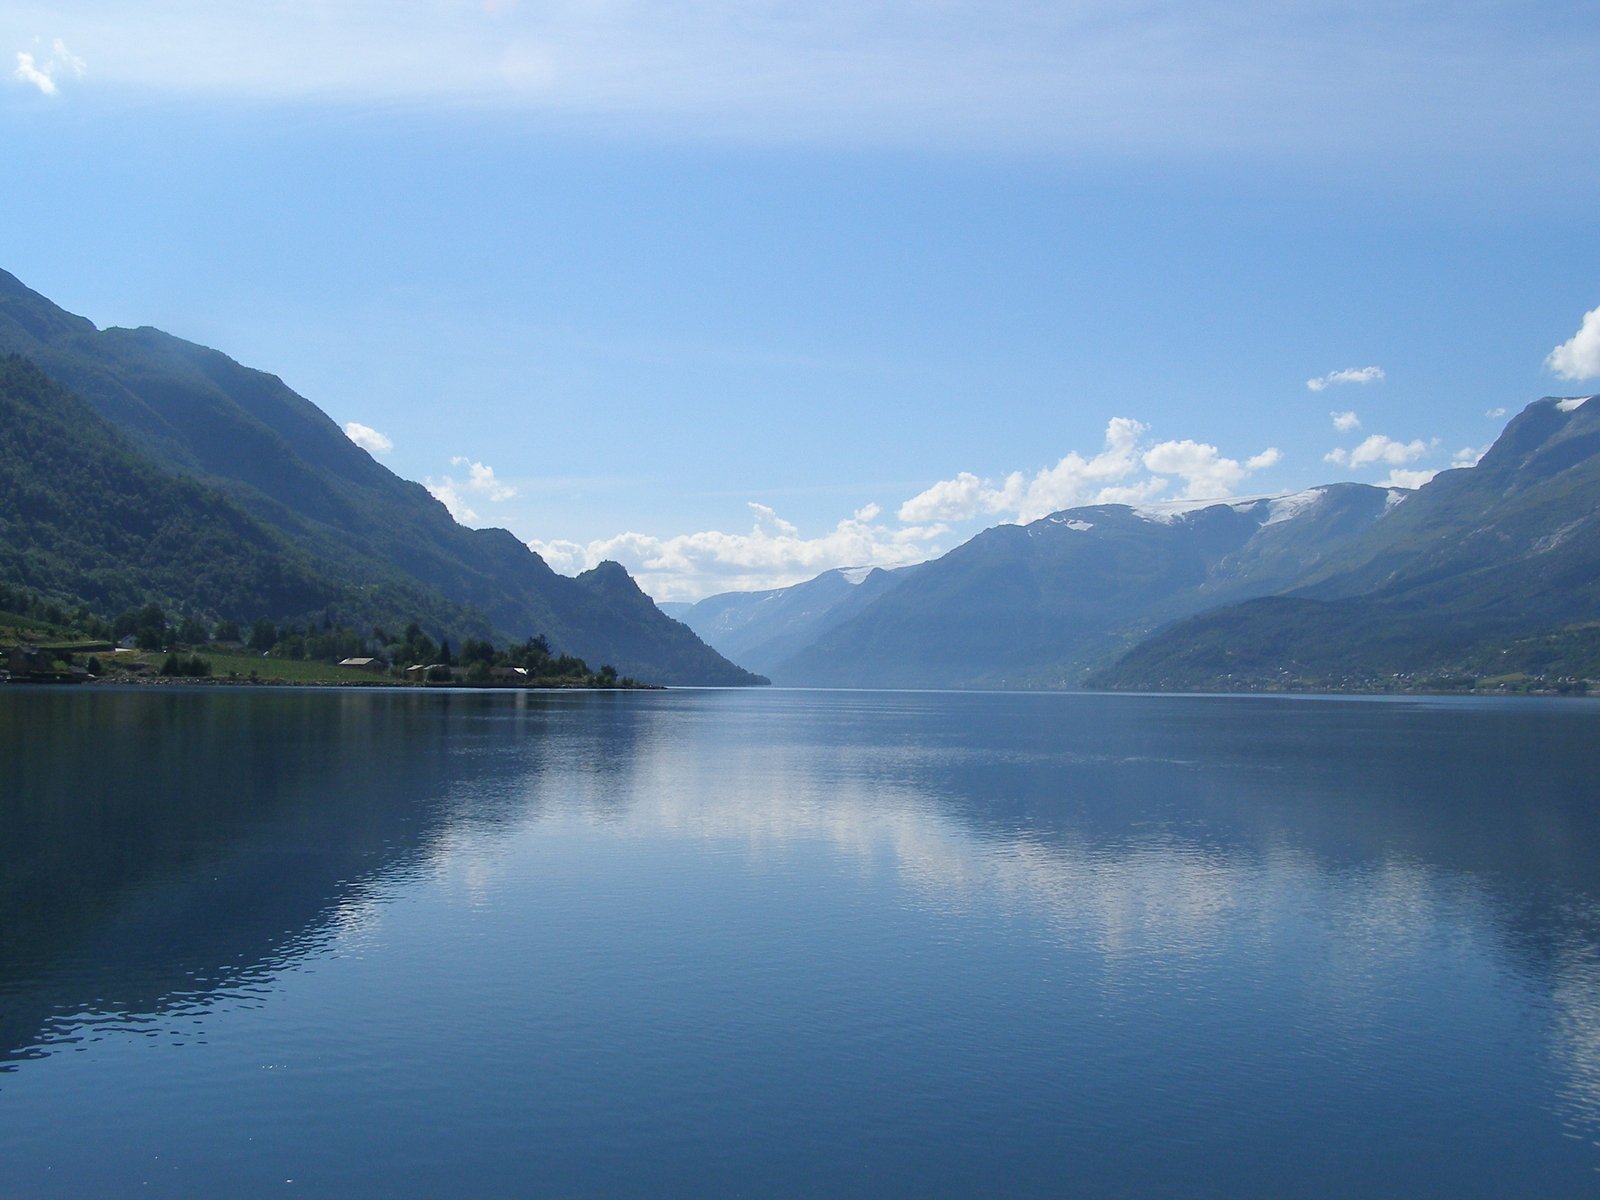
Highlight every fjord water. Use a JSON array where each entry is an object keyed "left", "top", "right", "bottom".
[{"left": 4, "top": 687, "right": 1600, "bottom": 1197}]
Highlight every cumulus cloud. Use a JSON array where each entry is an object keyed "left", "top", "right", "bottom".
[
  {"left": 1380, "top": 468, "right": 1438, "bottom": 489},
  {"left": 896, "top": 470, "right": 1003, "bottom": 524},
  {"left": 343, "top": 421, "right": 393, "bottom": 455},
  {"left": 425, "top": 455, "right": 516, "bottom": 523},
  {"left": 12, "top": 39, "right": 85, "bottom": 95},
  {"left": 1547, "top": 306, "right": 1600, "bottom": 381},
  {"left": 897, "top": 418, "right": 1280, "bottom": 525},
  {"left": 1307, "top": 366, "right": 1385, "bottom": 392},
  {"left": 450, "top": 456, "right": 517, "bottom": 501},
  {"left": 427, "top": 480, "right": 477, "bottom": 525},
  {"left": 1452, "top": 445, "right": 1488, "bottom": 468},
  {"left": 1331, "top": 410, "right": 1361, "bottom": 432},
  {"left": 528, "top": 504, "right": 944, "bottom": 601},
  {"left": 1142, "top": 441, "right": 1282, "bottom": 500},
  {"left": 1324, "top": 434, "right": 1432, "bottom": 469}
]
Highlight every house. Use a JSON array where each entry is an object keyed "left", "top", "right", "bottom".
[{"left": 338, "top": 657, "right": 388, "bottom": 674}]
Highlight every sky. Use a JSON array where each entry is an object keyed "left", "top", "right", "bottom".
[{"left": 5, "top": 1, "right": 1600, "bottom": 601}]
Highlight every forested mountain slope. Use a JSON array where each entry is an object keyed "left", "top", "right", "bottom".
[{"left": 0, "top": 269, "right": 760, "bottom": 684}]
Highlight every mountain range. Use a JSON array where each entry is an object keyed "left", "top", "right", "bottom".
[
  {"left": 0, "top": 269, "right": 762, "bottom": 686},
  {"left": 673, "top": 397, "right": 1600, "bottom": 690},
  {"left": 7, "top": 263, "right": 1595, "bottom": 693}
]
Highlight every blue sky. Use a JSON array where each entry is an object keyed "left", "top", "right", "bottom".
[{"left": 5, "top": 2, "right": 1600, "bottom": 599}]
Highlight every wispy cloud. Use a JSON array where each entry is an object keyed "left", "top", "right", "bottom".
[
  {"left": 1330, "top": 410, "right": 1361, "bottom": 432},
  {"left": 1307, "top": 366, "right": 1385, "bottom": 393},
  {"left": 1485, "top": 407, "right": 1507, "bottom": 419},
  {"left": 343, "top": 421, "right": 393, "bottom": 455},
  {"left": 7, "top": 3, "right": 1596, "bottom": 167},
  {"left": 11, "top": 38, "right": 84, "bottom": 95},
  {"left": 1547, "top": 305, "right": 1600, "bottom": 381}
]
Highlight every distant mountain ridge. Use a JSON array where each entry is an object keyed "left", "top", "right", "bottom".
[
  {"left": 681, "top": 394, "right": 1599, "bottom": 691},
  {"left": 668, "top": 564, "right": 916, "bottom": 678},
  {"left": 0, "top": 268, "right": 762, "bottom": 685},
  {"left": 1092, "top": 394, "right": 1600, "bottom": 689},
  {"left": 755, "top": 483, "right": 1402, "bottom": 688}
]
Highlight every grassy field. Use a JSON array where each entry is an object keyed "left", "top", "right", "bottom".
[{"left": 109, "top": 649, "right": 398, "bottom": 684}]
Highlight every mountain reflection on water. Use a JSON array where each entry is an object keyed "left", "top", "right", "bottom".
[{"left": 3, "top": 686, "right": 1600, "bottom": 1196}]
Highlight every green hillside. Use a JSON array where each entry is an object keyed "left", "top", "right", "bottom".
[
  {"left": 0, "top": 354, "right": 469, "bottom": 631},
  {"left": 0, "top": 269, "right": 762, "bottom": 685}
]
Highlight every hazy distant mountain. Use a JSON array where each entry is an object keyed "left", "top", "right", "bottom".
[
  {"left": 0, "top": 268, "right": 761, "bottom": 685},
  {"left": 770, "top": 484, "right": 1402, "bottom": 688},
  {"left": 668, "top": 565, "right": 917, "bottom": 678},
  {"left": 1093, "top": 394, "right": 1600, "bottom": 690}
]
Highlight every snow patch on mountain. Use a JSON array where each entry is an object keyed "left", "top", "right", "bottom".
[
  {"left": 1263, "top": 489, "right": 1326, "bottom": 527},
  {"left": 1130, "top": 494, "right": 1274, "bottom": 525}
]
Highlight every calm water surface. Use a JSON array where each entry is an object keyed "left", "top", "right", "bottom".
[{"left": 3, "top": 685, "right": 1600, "bottom": 1197}]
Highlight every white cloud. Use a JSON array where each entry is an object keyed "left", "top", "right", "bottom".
[
  {"left": 425, "top": 455, "right": 516, "bottom": 523},
  {"left": 1557, "top": 395, "right": 1593, "bottom": 413},
  {"left": 896, "top": 470, "right": 1003, "bottom": 524},
  {"left": 426, "top": 480, "right": 477, "bottom": 525},
  {"left": 449, "top": 456, "right": 516, "bottom": 501},
  {"left": 1380, "top": 468, "right": 1438, "bottom": 490},
  {"left": 898, "top": 417, "right": 1279, "bottom": 526},
  {"left": 1306, "top": 366, "right": 1385, "bottom": 393},
  {"left": 1331, "top": 410, "right": 1361, "bottom": 432},
  {"left": 746, "top": 501, "right": 797, "bottom": 536},
  {"left": 12, "top": 38, "right": 85, "bottom": 95},
  {"left": 1142, "top": 440, "right": 1282, "bottom": 500},
  {"left": 1324, "top": 434, "right": 1431, "bottom": 469},
  {"left": 1485, "top": 407, "right": 1507, "bottom": 419},
  {"left": 343, "top": 421, "right": 393, "bottom": 455},
  {"left": 1452, "top": 445, "right": 1488, "bottom": 468},
  {"left": 13, "top": 51, "right": 53, "bottom": 94},
  {"left": 1547, "top": 306, "right": 1600, "bottom": 381},
  {"left": 529, "top": 505, "right": 943, "bottom": 602}
]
